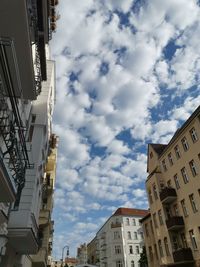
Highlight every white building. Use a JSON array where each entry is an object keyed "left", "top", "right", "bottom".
[
  {"left": 77, "top": 243, "right": 88, "bottom": 264},
  {"left": 0, "top": 0, "right": 58, "bottom": 266},
  {"left": 94, "top": 208, "right": 148, "bottom": 267}
]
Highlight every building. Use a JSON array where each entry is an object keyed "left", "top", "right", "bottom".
[
  {"left": 65, "top": 257, "right": 78, "bottom": 267},
  {"left": 88, "top": 207, "right": 148, "bottom": 267},
  {"left": 0, "top": 0, "right": 59, "bottom": 266},
  {"left": 141, "top": 105, "right": 200, "bottom": 267},
  {"left": 77, "top": 243, "right": 88, "bottom": 264},
  {"left": 87, "top": 237, "right": 98, "bottom": 265}
]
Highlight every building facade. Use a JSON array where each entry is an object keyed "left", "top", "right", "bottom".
[
  {"left": 88, "top": 208, "right": 148, "bottom": 267},
  {"left": 77, "top": 243, "right": 88, "bottom": 265},
  {"left": 141, "top": 106, "right": 200, "bottom": 267},
  {"left": 0, "top": 0, "right": 59, "bottom": 266}
]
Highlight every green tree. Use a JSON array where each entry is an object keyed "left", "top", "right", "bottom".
[{"left": 138, "top": 246, "right": 148, "bottom": 267}]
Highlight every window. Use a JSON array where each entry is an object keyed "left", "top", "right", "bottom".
[
  {"left": 174, "top": 145, "right": 181, "bottom": 159},
  {"left": 181, "top": 199, "right": 188, "bottom": 217},
  {"left": 132, "top": 218, "right": 136, "bottom": 226},
  {"left": 172, "top": 236, "right": 179, "bottom": 250},
  {"left": 158, "top": 210, "right": 163, "bottom": 225},
  {"left": 140, "top": 232, "right": 144, "bottom": 239},
  {"left": 28, "top": 125, "right": 34, "bottom": 142},
  {"left": 164, "top": 237, "right": 170, "bottom": 256},
  {"left": 116, "top": 260, "right": 123, "bottom": 267},
  {"left": 162, "top": 159, "right": 167, "bottom": 171},
  {"left": 128, "top": 231, "right": 131, "bottom": 239},
  {"left": 168, "top": 153, "right": 173, "bottom": 166},
  {"left": 114, "top": 231, "right": 120, "bottom": 239},
  {"left": 129, "top": 245, "right": 133, "bottom": 254},
  {"left": 154, "top": 244, "right": 159, "bottom": 260},
  {"left": 181, "top": 167, "right": 189, "bottom": 184},
  {"left": 189, "top": 194, "right": 198, "bottom": 213},
  {"left": 150, "top": 152, "right": 153, "bottom": 158},
  {"left": 174, "top": 174, "right": 180, "bottom": 189},
  {"left": 181, "top": 233, "right": 187, "bottom": 248},
  {"left": 167, "top": 179, "right": 172, "bottom": 187},
  {"left": 153, "top": 213, "right": 158, "bottom": 228},
  {"left": 189, "top": 230, "right": 198, "bottom": 250},
  {"left": 145, "top": 224, "right": 149, "bottom": 237},
  {"left": 173, "top": 204, "right": 179, "bottom": 216},
  {"left": 190, "top": 127, "right": 198, "bottom": 142},
  {"left": 126, "top": 218, "right": 130, "bottom": 225},
  {"left": 181, "top": 137, "right": 189, "bottom": 151},
  {"left": 148, "top": 190, "right": 153, "bottom": 204},
  {"left": 189, "top": 160, "right": 198, "bottom": 176},
  {"left": 31, "top": 114, "right": 36, "bottom": 123},
  {"left": 136, "top": 246, "right": 140, "bottom": 254},
  {"left": 115, "top": 245, "right": 121, "bottom": 254},
  {"left": 149, "top": 246, "right": 153, "bottom": 261},
  {"left": 158, "top": 240, "right": 164, "bottom": 257},
  {"left": 153, "top": 184, "right": 158, "bottom": 200},
  {"left": 134, "top": 232, "right": 138, "bottom": 240},
  {"left": 131, "top": 261, "right": 135, "bottom": 267},
  {"left": 150, "top": 220, "right": 154, "bottom": 233}
]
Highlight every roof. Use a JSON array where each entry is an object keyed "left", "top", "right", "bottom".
[
  {"left": 150, "top": 144, "right": 167, "bottom": 155},
  {"left": 112, "top": 207, "right": 149, "bottom": 217}
]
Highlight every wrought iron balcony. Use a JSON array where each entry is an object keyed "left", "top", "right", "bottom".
[
  {"left": 166, "top": 216, "right": 184, "bottom": 231},
  {"left": 160, "top": 187, "right": 177, "bottom": 204},
  {"left": 0, "top": 87, "right": 33, "bottom": 205},
  {"left": 173, "top": 248, "right": 194, "bottom": 263}
]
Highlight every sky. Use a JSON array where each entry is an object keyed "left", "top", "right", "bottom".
[{"left": 50, "top": 0, "right": 200, "bottom": 259}]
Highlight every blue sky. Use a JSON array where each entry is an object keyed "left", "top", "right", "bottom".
[{"left": 51, "top": 0, "right": 200, "bottom": 259}]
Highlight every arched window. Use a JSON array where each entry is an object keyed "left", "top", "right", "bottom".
[
  {"left": 131, "top": 260, "right": 135, "bottom": 267},
  {"left": 126, "top": 218, "right": 130, "bottom": 225}
]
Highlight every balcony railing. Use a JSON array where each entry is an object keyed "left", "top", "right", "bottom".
[
  {"left": 166, "top": 216, "right": 184, "bottom": 231},
  {"left": 0, "top": 81, "right": 33, "bottom": 206},
  {"left": 160, "top": 187, "right": 177, "bottom": 204},
  {"left": 173, "top": 248, "right": 194, "bottom": 262}
]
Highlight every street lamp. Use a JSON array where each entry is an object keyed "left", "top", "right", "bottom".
[{"left": 61, "top": 245, "right": 69, "bottom": 267}]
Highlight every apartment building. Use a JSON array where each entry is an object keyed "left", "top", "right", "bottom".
[
  {"left": 87, "top": 237, "right": 98, "bottom": 265},
  {"left": 0, "top": 0, "right": 59, "bottom": 266},
  {"left": 77, "top": 243, "right": 88, "bottom": 264},
  {"left": 88, "top": 207, "right": 148, "bottom": 267},
  {"left": 141, "top": 105, "right": 200, "bottom": 267}
]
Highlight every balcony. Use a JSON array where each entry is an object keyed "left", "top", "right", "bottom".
[
  {"left": 166, "top": 216, "right": 184, "bottom": 231},
  {"left": 8, "top": 212, "right": 39, "bottom": 253},
  {"left": 111, "top": 222, "right": 122, "bottom": 228},
  {"left": 32, "top": 247, "right": 48, "bottom": 267},
  {"left": 160, "top": 187, "right": 177, "bottom": 204},
  {"left": 39, "top": 209, "right": 50, "bottom": 226},
  {"left": 0, "top": 1, "right": 37, "bottom": 100},
  {"left": 173, "top": 248, "right": 194, "bottom": 263},
  {"left": 0, "top": 152, "right": 16, "bottom": 202}
]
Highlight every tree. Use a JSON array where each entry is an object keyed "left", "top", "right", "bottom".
[{"left": 138, "top": 246, "right": 148, "bottom": 267}]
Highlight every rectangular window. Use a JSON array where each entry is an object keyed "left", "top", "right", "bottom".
[
  {"left": 149, "top": 246, "right": 153, "bottom": 261},
  {"left": 181, "top": 233, "right": 187, "bottom": 248},
  {"left": 189, "top": 230, "right": 198, "bottom": 250},
  {"left": 174, "top": 174, "right": 180, "bottom": 189},
  {"left": 129, "top": 245, "right": 133, "bottom": 254},
  {"left": 128, "top": 231, "right": 131, "bottom": 239},
  {"left": 173, "top": 204, "right": 179, "bottom": 216},
  {"left": 162, "top": 159, "right": 167, "bottom": 172},
  {"left": 158, "top": 210, "right": 163, "bottom": 225},
  {"left": 164, "top": 237, "right": 170, "bottom": 256},
  {"left": 172, "top": 236, "right": 179, "bottom": 250},
  {"left": 116, "top": 260, "right": 123, "bottom": 267},
  {"left": 114, "top": 231, "right": 120, "bottom": 239},
  {"left": 132, "top": 218, "right": 136, "bottom": 226},
  {"left": 189, "top": 194, "right": 198, "bottom": 213},
  {"left": 181, "top": 167, "right": 189, "bottom": 184},
  {"left": 31, "top": 114, "right": 36, "bottom": 123},
  {"left": 148, "top": 190, "right": 153, "bottom": 204},
  {"left": 181, "top": 199, "right": 188, "bottom": 217},
  {"left": 181, "top": 137, "right": 189, "bottom": 151},
  {"left": 174, "top": 145, "right": 181, "bottom": 159},
  {"left": 28, "top": 125, "right": 34, "bottom": 142},
  {"left": 136, "top": 245, "right": 140, "bottom": 254},
  {"left": 134, "top": 232, "right": 138, "bottom": 240},
  {"left": 189, "top": 160, "right": 198, "bottom": 176},
  {"left": 140, "top": 232, "right": 143, "bottom": 239},
  {"left": 145, "top": 223, "right": 149, "bottom": 237},
  {"left": 153, "top": 213, "right": 158, "bottom": 228},
  {"left": 115, "top": 245, "right": 121, "bottom": 254},
  {"left": 168, "top": 153, "right": 173, "bottom": 166},
  {"left": 190, "top": 127, "right": 198, "bottom": 142},
  {"left": 153, "top": 184, "right": 158, "bottom": 200},
  {"left": 158, "top": 240, "right": 164, "bottom": 257},
  {"left": 150, "top": 220, "right": 154, "bottom": 233},
  {"left": 154, "top": 244, "right": 159, "bottom": 260}
]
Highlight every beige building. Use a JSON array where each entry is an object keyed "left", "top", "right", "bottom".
[
  {"left": 77, "top": 243, "right": 88, "bottom": 264},
  {"left": 141, "top": 105, "right": 200, "bottom": 267},
  {"left": 87, "top": 237, "right": 98, "bottom": 265}
]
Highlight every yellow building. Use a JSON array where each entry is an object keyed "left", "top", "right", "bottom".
[
  {"left": 32, "top": 134, "right": 59, "bottom": 267},
  {"left": 141, "top": 105, "right": 200, "bottom": 267}
]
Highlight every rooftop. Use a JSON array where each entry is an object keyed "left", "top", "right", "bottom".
[{"left": 112, "top": 207, "right": 149, "bottom": 217}]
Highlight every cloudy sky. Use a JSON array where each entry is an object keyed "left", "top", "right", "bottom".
[{"left": 51, "top": 0, "right": 200, "bottom": 259}]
